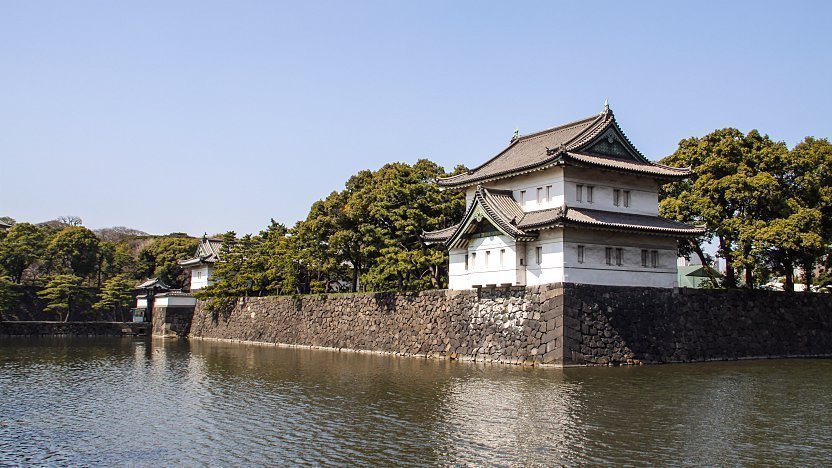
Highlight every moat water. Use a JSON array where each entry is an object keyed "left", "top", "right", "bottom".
[{"left": 1, "top": 337, "right": 830, "bottom": 465}]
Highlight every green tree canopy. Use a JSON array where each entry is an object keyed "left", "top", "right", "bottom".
[
  {"left": 137, "top": 236, "right": 199, "bottom": 288},
  {"left": 0, "top": 222, "right": 47, "bottom": 283},
  {"left": 661, "top": 129, "right": 830, "bottom": 290},
  {"left": 37, "top": 274, "right": 89, "bottom": 322},
  {"left": 47, "top": 226, "right": 102, "bottom": 281},
  {"left": 94, "top": 274, "right": 136, "bottom": 321},
  {"left": 0, "top": 275, "right": 19, "bottom": 318}
]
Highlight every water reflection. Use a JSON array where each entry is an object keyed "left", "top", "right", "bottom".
[{"left": 1, "top": 337, "right": 831, "bottom": 465}]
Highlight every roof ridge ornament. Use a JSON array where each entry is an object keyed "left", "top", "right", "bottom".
[{"left": 511, "top": 127, "right": 519, "bottom": 143}]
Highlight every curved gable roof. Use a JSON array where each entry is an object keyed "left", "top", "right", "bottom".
[{"left": 438, "top": 106, "right": 690, "bottom": 188}]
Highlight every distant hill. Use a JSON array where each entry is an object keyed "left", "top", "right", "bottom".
[{"left": 94, "top": 226, "right": 151, "bottom": 243}]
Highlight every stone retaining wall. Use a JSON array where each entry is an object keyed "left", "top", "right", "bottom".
[
  {"left": 188, "top": 284, "right": 832, "bottom": 367},
  {"left": 189, "top": 285, "right": 567, "bottom": 365},
  {"left": 562, "top": 284, "right": 832, "bottom": 365}
]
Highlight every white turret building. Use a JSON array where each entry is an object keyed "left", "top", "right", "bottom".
[
  {"left": 178, "top": 235, "right": 223, "bottom": 291},
  {"left": 424, "top": 105, "right": 705, "bottom": 290}
]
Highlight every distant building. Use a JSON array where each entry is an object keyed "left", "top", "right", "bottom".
[
  {"left": 178, "top": 235, "right": 223, "bottom": 291},
  {"left": 0, "top": 220, "right": 12, "bottom": 230},
  {"left": 677, "top": 265, "right": 723, "bottom": 288},
  {"left": 424, "top": 104, "right": 705, "bottom": 289}
]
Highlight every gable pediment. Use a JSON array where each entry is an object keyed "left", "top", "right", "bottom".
[{"left": 578, "top": 126, "right": 649, "bottom": 163}]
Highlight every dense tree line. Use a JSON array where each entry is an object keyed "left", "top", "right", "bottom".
[
  {"left": 3, "top": 129, "right": 828, "bottom": 319},
  {"left": 660, "top": 131, "right": 832, "bottom": 291},
  {"left": 197, "top": 159, "right": 466, "bottom": 307},
  {"left": 0, "top": 218, "right": 197, "bottom": 320}
]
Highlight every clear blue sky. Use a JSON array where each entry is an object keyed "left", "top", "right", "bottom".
[{"left": 1, "top": 1, "right": 829, "bottom": 236}]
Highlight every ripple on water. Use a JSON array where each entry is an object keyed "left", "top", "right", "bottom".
[{"left": 1, "top": 338, "right": 831, "bottom": 465}]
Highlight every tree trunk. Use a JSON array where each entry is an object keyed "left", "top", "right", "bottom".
[
  {"left": 352, "top": 263, "right": 360, "bottom": 293},
  {"left": 802, "top": 259, "right": 814, "bottom": 292},
  {"left": 784, "top": 261, "right": 795, "bottom": 292},
  {"left": 719, "top": 236, "right": 737, "bottom": 288},
  {"left": 743, "top": 245, "right": 753, "bottom": 288},
  {"left": 691, "top": 241, "right": 719, "bottom": 286}
]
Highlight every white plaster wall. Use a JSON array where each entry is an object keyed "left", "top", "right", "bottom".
[
  {"left": 562, "top": 228, "right": 678, "bottom": 287},
  {"left": 448, "top": 235, "right": 523, "bottom": 289},
  {"left": 564, "top": 167, "right": 659, "bottom": 216},
  {"left": 448, "top": 249, "right": 471, "bottom": 290},
  {"left": 136, "top": 296, "right": 147, "bottom": 309},
  {"left": 189, "top": 266, "right": 213, "bottom": 290},
  {"left": 155, "top": 295, "right": 197, "bottom": 307},
  {"left": 464, "top": 167, "right": 565, "bottom": 211},
  {"left": 525, "top": 229, "right": 565, "bottom": 286}
]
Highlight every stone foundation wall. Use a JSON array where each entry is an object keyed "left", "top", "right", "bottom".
[
  {"left": 561, "top": 285, "right": 832, "bottom": 365},
  {"left": 189, "top": 285, "right": 567, "bottom": 365},
  {"left": 188, "top": 284, "right": 832, "bottom": 367},
  {"left": 151, "top": 306, "right": 196, "bottom": 338}
]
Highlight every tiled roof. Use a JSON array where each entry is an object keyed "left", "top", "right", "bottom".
[
  {"left": 562, "top": 207, "right": 706, "bottom": 235},
  {"left": 0, "top": 220, "right": 11, "bottom": 229},
  {"left": 178, "top": 235, "right": 223, "bottom": 267},
  {"left": 438, "top": 106, "right": 690, "bottom": 188},
  {"left": 423, "top": 186, "right": 704, "bottom": 243},
  {"left": 422, "top": 224, "right": 459, "bottom": 243},
  {"left": 136, "top": 278, "right": 170, "bottom": 290},
  {"left": 516, "top": 207, "right": 564, "bottom": 229},
  {"left": 564, "top": 153, "right": 690, "bottom": 178},
  {"left": 478, "top": 188, "right": 527, "bottom": 237}
]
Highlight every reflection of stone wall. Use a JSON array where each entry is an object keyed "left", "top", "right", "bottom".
[
  {"left": 0, "top": 321, "right": 149, "bottom": 336},
  {"left": 188, "top": 285, "right": 832, "bottom": 367}
]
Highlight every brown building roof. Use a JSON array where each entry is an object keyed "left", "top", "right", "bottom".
[{"left": 438, "top": 105, "right": 690, "bottom": 188}]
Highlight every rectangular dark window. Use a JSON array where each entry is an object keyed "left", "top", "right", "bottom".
[
  {"left": 641, "top": 249, "right": 649, "bottom": 267},
  {"left": 520, "top": 190, "right": 526, "bottom": 205},
  {"left": 624, "top": 190, "right": 631, "bottom": 208},
  {"left": 615, "top": 248, "right": 623, "bottom": 266},
  {"left": 536, "top": 246, "right": 543, "bottom": 265},
  {"left": 651, "top": 250, "right": 659, "bottom": 268},
  {"left": 577, "top": 245, "right": 585, "bottom": 264},
  {"left": 471, "top": 252, "right": 476, "bottom": 270},
  {"left": 613, "top": 189, "right": 620, "bottom": 206},
  {"left": 485, "top": 250, "right": 491, "bottom": 268},
  {"left": 605, "top": 247, "right": 612, "bottom": 265},
  {"left": 546, "top": 185, "right": 552, "bottom": 202},
  {"left": 537, "top": 187, "right": 543, "bottom": 204},
  {"left": 465, "top": 254, "right": 469, "bottom": 271},
  {"left": 500, "top": 249, "right": 505, "bottom": 267},
  {"left": 587, "top": 186, "right": 594, "bottom": 203},
  {"left": 576, "top": 184, "right": 583, "bottom": 202}
]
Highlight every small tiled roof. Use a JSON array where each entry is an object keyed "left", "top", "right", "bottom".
[
  {"left": 516, "top": 207, "right": 564, "bottom": 230},
  {"left": 136, "top": 278, "right": 170, "bottom": 290},
  {"left": 438, "top": 106, "right": 690, "bottom": 188},
  {"left": 0, "top": 220, "right": 11, "bottom": 229},
  {"left": 422, "top": 224, "right": 460, "bottom": 243},
  {"left": 478, "top": 188, "right": 527, "bottom": 237},
  {"left": 564, "top": 153, "right": 690, "bottom": 178},
  {"left": 178, "top": 235, "right": 223, "bottom": 267},
  {"left": 562, "top": 207, "right": 706, "bottom": 235}
]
